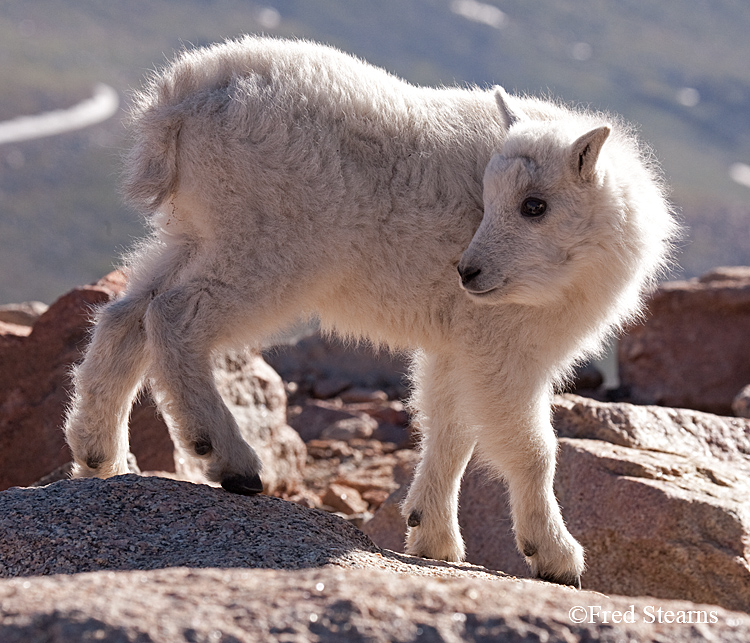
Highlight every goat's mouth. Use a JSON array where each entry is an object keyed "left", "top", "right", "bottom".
[
  {"left": 463, "top": 286, "right": 497, "bottom": 297},
  {"left": 460, "top": 276, "right": 509, "bottom": 300}
]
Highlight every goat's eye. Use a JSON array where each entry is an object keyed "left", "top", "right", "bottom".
[{"left": 521, "top": 197, "right": 547, "bottom": 218}]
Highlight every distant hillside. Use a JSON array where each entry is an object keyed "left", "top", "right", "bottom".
[{"left": 1, "top": 0, "right": 748, "bottom": 303}]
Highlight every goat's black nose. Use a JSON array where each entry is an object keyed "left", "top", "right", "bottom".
[{"left": 457, "top": 263, "right": 481, "bottom": 287}]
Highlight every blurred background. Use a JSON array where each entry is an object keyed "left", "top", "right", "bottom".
[{"left": 1, "top": 0, "right": 748, "bottom": 304}]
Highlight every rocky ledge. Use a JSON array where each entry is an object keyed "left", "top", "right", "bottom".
[{"left": 1, "top": 475, "right": 748, "bottom": 642}]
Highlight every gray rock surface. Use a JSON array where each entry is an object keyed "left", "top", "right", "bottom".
[
  {"left": 555, "top": 437, "right": 750, "bottom": 612},
  {"left": 0, "top": 475, "right": 499, "bottom": 579},
  {"left": 2, "top": 474, "right": 749, "bottom": 642},
  {"left": 554, "top": 394, "right": 750, "bottom": 465},
  {"left": 2, "top": 567, "right": 748, "bottom": 643}
]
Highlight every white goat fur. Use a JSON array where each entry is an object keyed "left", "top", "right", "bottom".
[{"left": 64, "top": 36, "right": 676, "bottom": 587}]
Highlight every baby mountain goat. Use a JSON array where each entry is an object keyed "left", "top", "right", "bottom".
[{"left": 64, "top": 37, "right": 676, "bottom": 588}]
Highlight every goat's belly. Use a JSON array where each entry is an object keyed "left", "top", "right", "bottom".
[{"left": 315, "top": 269, "right": 459, "bottom": 350}]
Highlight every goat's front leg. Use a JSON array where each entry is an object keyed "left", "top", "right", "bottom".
[
  {"left": 476, "top": 404, "right": 584, "bottom": 588},
  {"left": 402, "top": 351, "right": 476, "bottom": 562}
]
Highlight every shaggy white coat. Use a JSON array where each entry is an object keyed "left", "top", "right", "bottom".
[{"left": 64, "top": 36, "right": 677, "bottom": 588}]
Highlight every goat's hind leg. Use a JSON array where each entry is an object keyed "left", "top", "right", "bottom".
[
  {"left": 65, "top": 291, "right": 152, "bottom": 478},
  {"left": 143, "top": 280, "right": 264, "bottom": 495}
]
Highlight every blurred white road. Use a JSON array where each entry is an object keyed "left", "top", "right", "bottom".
[{"left": 0, "top": 83, "right": 119, "bottom": 145}]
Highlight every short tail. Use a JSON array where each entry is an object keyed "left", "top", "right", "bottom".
[
  {"left": 121, "top": 86, "right": 183, "bottom": 213},
  {"left": 122, "top": 39, "right": 259, "bottom": 213}
]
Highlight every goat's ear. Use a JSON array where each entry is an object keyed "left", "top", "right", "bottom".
[
  {"left": 494, "top": 86, "right": 522, "bottom": 131},
  {"left": 571, "top": 125, "right": 610, "bottom": 180}
]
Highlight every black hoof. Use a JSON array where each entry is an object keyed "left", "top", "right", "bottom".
[
  {"left": 85, "top": 455, "right": 103, "bottom": 470},
  {"left": 538, "top": 571, "right": 582, "bottom": 590},
  {"left": 407, "top": 510, "right": 422, "bottom": 527},
  {"left": 221, "top": 473, "right": 264, "bottom": 496},
  {"left": 194, "top": 439, "right": 212, "bottom": 456}
]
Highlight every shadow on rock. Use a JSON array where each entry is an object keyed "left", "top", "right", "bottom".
[
  {"left": 0, "top": 475, "right": 379, "bottom": 577},
  {"left": 0, "top": 474, "right": 506, "bottom": 581}
]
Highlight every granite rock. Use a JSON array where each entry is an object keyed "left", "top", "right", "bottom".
[
  {"left": 553, "top": 394, "right": 750, "bottom": 466},
  {"left": 0, "top": 272, "right": 130, "bottom": 490},
  {"left": 2, "top": 566, "right": 748, "bottom": 643},
  {"left": 732, "top": 384, "right": 750, "bottom": 418},
  {"left": 2, "top": 475, "right": 748, "bottom": 642},
  {"left": 0, "top": 300, "right": 48, "bottom": 327},
  {"left": 263, "top": 332, "right": 410, "bottom": 400},
  {"left": 365, "top": 395, "right": 750, "bottom": 613},
  {"left": 618, "top": 267, "right": 750, "bottom": 414}
]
